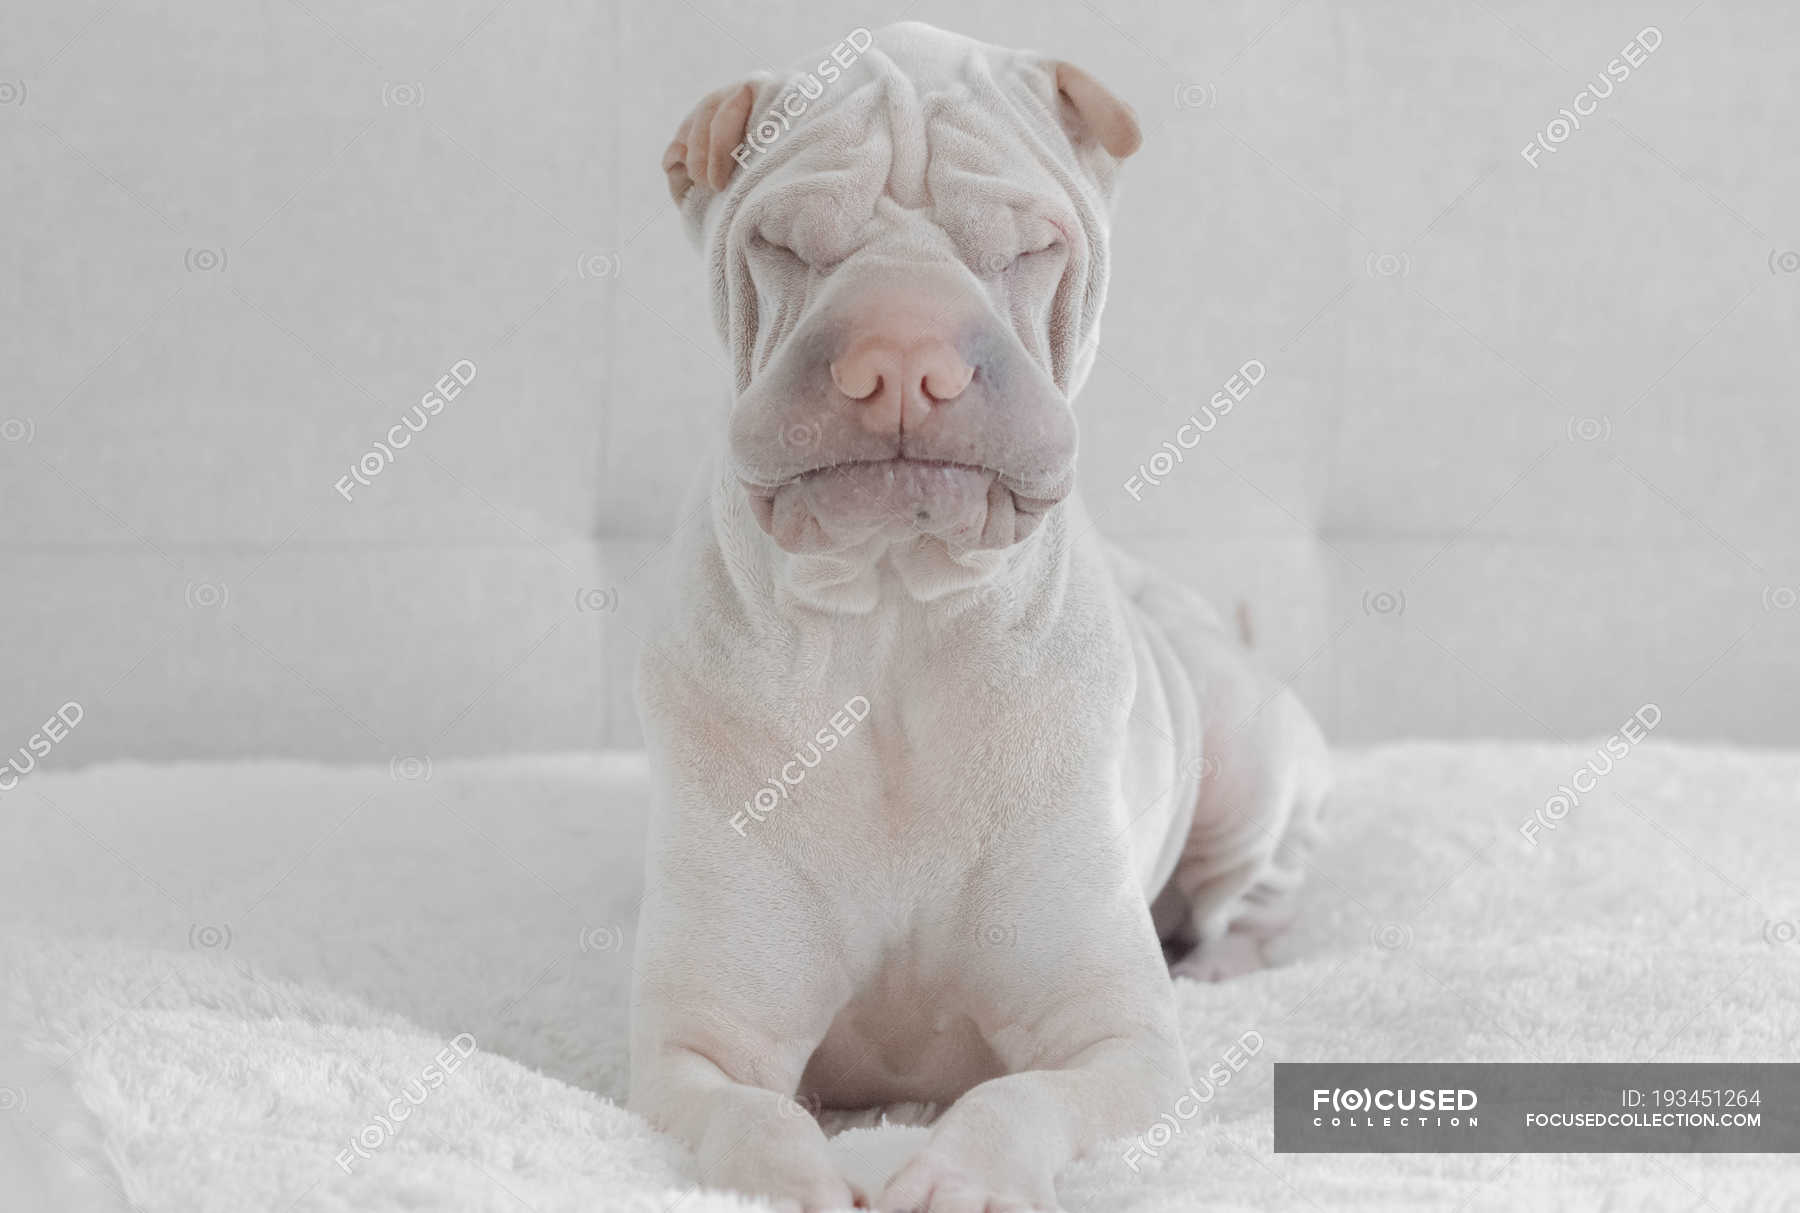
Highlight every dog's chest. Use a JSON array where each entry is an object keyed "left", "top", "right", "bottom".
[
  {"left": 765, "top": 603, "right": 1032, "bottom": 810},
  {"left": 799, "top": 941, "right": 1009, "bottom": 1108}
]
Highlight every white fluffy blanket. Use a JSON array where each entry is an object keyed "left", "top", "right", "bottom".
[{"left": 3, "top": 744, "right": 1797, "bottom": 1210}]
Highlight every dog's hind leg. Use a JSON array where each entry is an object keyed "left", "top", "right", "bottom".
[
  {"left": 1117, "top": 554, "right": 1332, "bottom": 982},
  {"left": 1165, "top": 683, "right": 1330, "bottom": 981}
]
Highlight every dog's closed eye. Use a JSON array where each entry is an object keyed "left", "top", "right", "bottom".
[
  {"left": 978, "top": 228, "right": 1066, "bottom": 279},
  {"left": 1012, "top": 238, "right": 1064, "bottom": 269},
  {"left": 1016, "top": 214, "right": 1074, "bottom": 270}
]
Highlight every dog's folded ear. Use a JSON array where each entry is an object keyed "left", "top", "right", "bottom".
[
  {"left": 663, "top": 78, "right": 766, "bottom": 203},
  {"left": 1051, "top": 62, "right": 1142, "bottom": 159}
]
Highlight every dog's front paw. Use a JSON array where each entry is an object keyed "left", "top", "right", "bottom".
[
  {"left": 877, "top": 1148, "right": 1056, "bottom": 1213},
  {"left": 703, "top": 1140, "right": 862, "bottom": 1212}
]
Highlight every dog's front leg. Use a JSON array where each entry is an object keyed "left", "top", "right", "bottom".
[
  {"left": 633, "top": 1032, "right": 854, "bottom": 1212},
  {"left": 878, "top": 883, "right": 1191, "bottom": 1212},
  {"left": 630, "top": 881, "right": 858, "bottom": 1211}
]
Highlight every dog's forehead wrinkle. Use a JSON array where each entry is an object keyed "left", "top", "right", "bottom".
[
  {"left": 734, "top": 44, "right": 1078, "bottom": 276},
  {"left": 875, "top": 74, "right": 930, "bottom": 209},
  {"left": 826, "top": 31, "right": 1027, "bottom": 209}
]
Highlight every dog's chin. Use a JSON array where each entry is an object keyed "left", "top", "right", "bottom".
[{"left": 743, "top": 460, "right": 1061, "bottom": 556}]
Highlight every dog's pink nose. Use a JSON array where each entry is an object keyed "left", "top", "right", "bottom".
[{"left": 829, "top": 333, "right": 973, "bottom": 435}]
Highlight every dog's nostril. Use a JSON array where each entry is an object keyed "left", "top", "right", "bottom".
[
  {"left": 918, "top": 348, "right": 974, "bottom": 403},
  {"left": 921, "top": 367, "right": 971, "bottom": 402},
  {"left": 831, "top": 358, "right": 883, "bottom": 401}
]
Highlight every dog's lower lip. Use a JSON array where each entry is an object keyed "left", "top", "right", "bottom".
[
  {"left": 809, "top": 457, "right": 986, "bottom": 477},
  {"left": 742, "top": 457, "right": 997, "bottom": 495}
]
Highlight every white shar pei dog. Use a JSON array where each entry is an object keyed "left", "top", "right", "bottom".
[{"left": 630, "top": 21, "right": 1330, "bottom": 1213}]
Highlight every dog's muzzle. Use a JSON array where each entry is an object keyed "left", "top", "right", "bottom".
[{"left": 731, "top": 269, "right": 1077, "bottom": 555}]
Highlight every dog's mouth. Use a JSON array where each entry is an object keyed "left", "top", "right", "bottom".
[{"left": 742, "top": 458, "right": 1062, "bottom": 554}]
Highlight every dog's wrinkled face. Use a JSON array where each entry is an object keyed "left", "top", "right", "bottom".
[{"left": 666, "top": 23, "right": 1139, "bottom": 557}]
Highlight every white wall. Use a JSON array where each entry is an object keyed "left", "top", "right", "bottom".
[{"left": 3, "top": 0, "right": 1797, "bottom": 767}]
